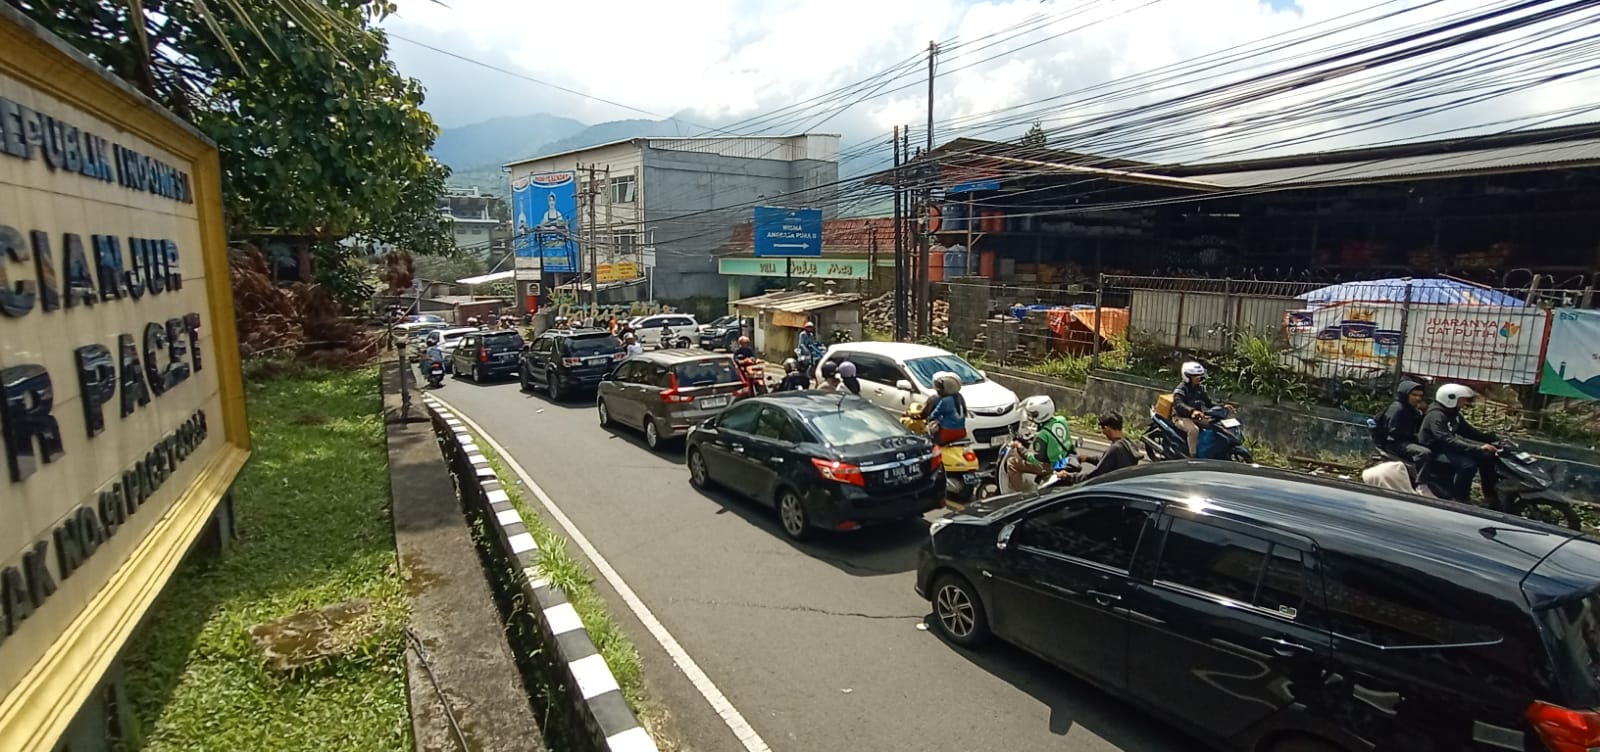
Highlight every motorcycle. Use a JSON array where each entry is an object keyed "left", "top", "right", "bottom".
[
  {"left": 425, "top": 359, "right": 446, "bottom": 389},
  {"left": 1144, "top": 401, "right": 1252, "bottom": 463},
  {"left": 737, "top": 357, "right": 769, "bottom": 397},
  {"left": 902, "top": 403, "right": 991, "bottom": 504},
  {"left": 995, "top": 439, "right": 1081, "bottom": 497},
  {"left": 1363, "top": 420, "right": 1581, "bottom": 530}
]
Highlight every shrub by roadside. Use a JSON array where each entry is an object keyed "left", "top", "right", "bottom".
[{"left": 121, "top": 364, "right": 410, "bottom": 752}]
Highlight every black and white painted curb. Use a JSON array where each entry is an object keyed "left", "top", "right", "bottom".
[{"left": 422, "top": 395, "right": 657, "bottom": 752}]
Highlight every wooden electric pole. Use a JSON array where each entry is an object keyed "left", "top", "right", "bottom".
[
  {"left": 892, "top": 125, "right": 905, "bottom": 341},
  {"left": 586, "top": 164, "right": 600, "bottom": 312},
  {"left": 917, "top": 40, "right": 937, "bottom": 339}
]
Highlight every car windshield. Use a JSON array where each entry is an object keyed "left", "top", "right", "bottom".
[
  {"left": 673, "top": 359, "right": 739, "bottom": 387},
  {"left": 562, "top": 335, "right": 621, "bottom": 356},
  {"left": 482, "top": 332, "right": 524, "bottom": 349},
  {"left": 807, "top": 405, "right": 912, "bottom": 447},
  {"left": 708, "top": 316, "right": 736, "bottom": 328},
  {"left": 904, "top": 354, "right": 984, "bottom": 387}
]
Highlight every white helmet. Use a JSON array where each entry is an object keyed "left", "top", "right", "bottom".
[
  {"left": 1435, "top": 383, "right": 1477, "bottom": 409},
  {"left": 1022, "top": 395, "right": 1056, "bottom": 424},
  {"left": 1182, "top": 361, "right": 1206, "bottom": 378}
]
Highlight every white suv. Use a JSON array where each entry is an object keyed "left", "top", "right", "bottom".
[
  {"left": 632, "top": 313, "right": 699, "bottom": 348},
  {"left": 818, "top": 342, "right": 1022, "bottom": 447}
]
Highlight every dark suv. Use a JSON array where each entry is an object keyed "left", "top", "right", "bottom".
[
  {"left": 521, "top": 329, "right": 624, "bottom": 400},
  {"left": 451, "top": 329, "right": 525, "bottom": 382},
  {"left": 918, "top": 460, "right": 1600, "bottom": 752}
]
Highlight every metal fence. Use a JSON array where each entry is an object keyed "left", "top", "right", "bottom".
[{"left": 942, "top": 275, "right": 1591, "bottom": 392}]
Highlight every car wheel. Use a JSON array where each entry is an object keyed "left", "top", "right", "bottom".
[
  {"left": 644, "top": 418, "right": 662, "bottom": 450},
  {"left": 597, "top": 399, "right": 612, "bottom": 428},
  {"left": 688, "top": 447, "right": 713, "bottom": 489},
  {"left": 519, "top": 366, "right": 531, "bottom": 392},
  {"left": 471, "top": 365, "right": 482, "bottom": 383},
  {"left": 931, "top": 573, "right": 991, "bottom": 648},
  {"left": 776, "top": 489, "right": 812, "bottom": 541},
  {"left": 547, "top": 370, "right": 563, "bottom": 401}
]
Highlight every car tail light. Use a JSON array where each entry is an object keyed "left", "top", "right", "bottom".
[
  {"left": 811, "top": 458, "right": 865, "bottom": 486},
  {"left": 962, "top": 449, "right": 978, "bottom": 463},
  {"left": 478, "top": 347, "right": 489, "bottom": 362},
  {"left": 562, "top": 357, "right": 582, "bottom": 366},
  {"left": 929, "top": 451, "right": 943, "bottom": 470},
  {"left": 660, "top": 372, "right": 695, "bottom": 403},
  {"left": 1528, "top": 701, "right": 1600, "bottom": 752}
]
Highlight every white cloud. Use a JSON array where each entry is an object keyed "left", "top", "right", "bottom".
[{"left": 383, "top": 0, "right": 1600, "bottom": 166}]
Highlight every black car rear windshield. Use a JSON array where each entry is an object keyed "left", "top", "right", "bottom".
[
  {"left": 1539, "top": 592, "right": 1600, "bottom": 706},
  {"left": 807, "top": 405, "right": 911, "bottom": 446},
  {"left": 482, "top": 332, "right": 524, "bottom": 350},
  {"left": 561, "top": 334, "right": 622, "bottom": 356},
  {"left": 672, "top": 359, "right": 739, "bottom": 387}
]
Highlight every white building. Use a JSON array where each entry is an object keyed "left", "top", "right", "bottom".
[{"left": 504, "top": 134, "right": 840, "bottom": 303}]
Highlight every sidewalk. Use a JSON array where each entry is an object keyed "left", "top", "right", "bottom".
[{"left": 382, "top": 361, "right": 545, "bottom": 752}]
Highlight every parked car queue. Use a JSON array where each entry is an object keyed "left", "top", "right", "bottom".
[{"left": 428, "top": 324, "right": 1600, "bottom": 752}]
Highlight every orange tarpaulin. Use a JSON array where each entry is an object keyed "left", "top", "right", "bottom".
[{"left": 1046, "top": 307, "right": 1129, "bottom": 355}]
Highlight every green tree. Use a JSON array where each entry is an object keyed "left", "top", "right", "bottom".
[
  {"left": 1021, "top": 120, "right": 1048, "bottom": 148},
  {"left": 10, "top": 0, "right": 452, "bottom": 262}
]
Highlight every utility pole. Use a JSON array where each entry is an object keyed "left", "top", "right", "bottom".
[
  {"left": 603, "top": 165, "right": 614, "bottom": 298},
  {"left": 586, "top": 164, "right": 600, "bottom": 313},
  {"left": 892, "top": 125, "right": 905, "bottom": 341},
  {"left": 917, "top": 40, "right": 937, "bottom": 339}
]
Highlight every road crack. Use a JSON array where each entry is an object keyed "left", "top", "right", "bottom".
[{"left": 670, "top": 597, "right": 921, "bottom": 621}]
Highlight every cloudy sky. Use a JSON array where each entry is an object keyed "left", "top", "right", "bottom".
[{"left": 381, "top": 0, "right": 1600, "bottom": 165}]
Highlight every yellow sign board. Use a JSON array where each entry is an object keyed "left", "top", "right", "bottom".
[
  {"left": 596, "top": 261, "right": 639, "bottom": 283},
  {"left": 0, "top": 10, "right": 249, "bottom": 750}
]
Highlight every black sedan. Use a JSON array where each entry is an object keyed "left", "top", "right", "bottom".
[{"left": 685, "top": 392, "right": 944, "bottom": 541}]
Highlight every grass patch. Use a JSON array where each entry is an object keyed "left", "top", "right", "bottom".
[
  {"left": 471, "top": 442, "right": 646, "bottom": 711},
  {"left": 122, "top": 365, "right": 409, "bottom": 752}
]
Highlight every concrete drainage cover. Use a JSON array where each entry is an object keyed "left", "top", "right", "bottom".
[{"left": 247, "top": 598, "right": 379, "bottom": 673}]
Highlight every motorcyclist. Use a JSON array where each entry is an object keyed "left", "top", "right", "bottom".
[
  {"left": 1079, "top": 411, "right": 1139, "bottom": 481},
  {"left": 732, "top": 336, "right": 756, "bottom": 362},
  {"left": 923, "top": 371, "right": 968, "bottom": 444},
  {"left": 1171, "top": 361, "right": 1228, "bottom": 457},
  {"left": 623, "top": 332, "right": 643, "bottom": 357},
  {"left": 658, "top": 321, "right": 674, "bottom": 348},
  {"left": 1004, "top": 396, "right": 1075, "bottom": 490},
  {"left": 797, "top": 321, "right": 824, "bottom": 363},
  {"left": 425, "top": 340, "right": 445, "bottom": 375},
  {"left": 817, "top": 361, "right": 841, "bottom": 391},
  {"left": 836, "top": 361, "right": 862, "bottom": 395},
  {"left": 1375, "top": 379, "right": 1432, "bottom": 487},
  {"left": 466, "top": 316, "right": 481, "bottom": 328},
  {"left": 1417, "top": 383, "right": 1501, "bottom": 503},
  {"left": 778, "top": 358, "right": 809, "bottom": 391}
]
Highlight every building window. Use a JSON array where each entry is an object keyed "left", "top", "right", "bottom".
[
  {"left": 471, "top": 227, "right": 483, "bottom": 235},
  {"left": 612, "top": 231, "right": 641, "bottom": 253},
  {"left": 610, "top": 174, "right": 637, "bottom": 204}
]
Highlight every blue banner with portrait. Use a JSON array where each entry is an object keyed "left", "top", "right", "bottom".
[{"left": 512, "top": 170, "right": 579, "bottom": 274}]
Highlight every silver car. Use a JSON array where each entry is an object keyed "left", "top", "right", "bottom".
[{"left": 597, "top": 350, "right": 745, "bottom": 451}]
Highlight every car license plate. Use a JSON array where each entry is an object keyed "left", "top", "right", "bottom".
[
  {"left": 499, "top": 353, "right": 517, "bottom": 361},
  {"left": 885, "top": 465, "right": 918, "bottom": 483},
  {"left": 989, "top": 434, "right": 1009, "bottom": 447},
  {"left": 1220, "top": 418, "right": 1241, "bottom": 429},
  {"left": 699, "top": 396, "right": 730, "bottom": 409},
  {"left": 586, "top": 356, "right": 610, "bottom": 365}
]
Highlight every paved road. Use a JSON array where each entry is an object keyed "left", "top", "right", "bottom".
[{"left": 431, "top": 376, "right": 1194, "bottom": 752}]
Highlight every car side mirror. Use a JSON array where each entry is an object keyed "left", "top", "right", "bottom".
[
  {"left": 997, "top": 521, "right": 1016, "bottom": 551},
  {"left": 896, "top": 380, "right": 913, "bottom": 392}
]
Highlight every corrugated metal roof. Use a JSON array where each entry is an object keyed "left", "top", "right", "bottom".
[
  {"left": 1188, "top": 138, "right": 1600, "bottom": 189},
  {"left": 732, "top": 290, "right": 865, "bottom": 313}
]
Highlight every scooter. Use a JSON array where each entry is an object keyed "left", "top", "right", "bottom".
[
  {"left": 902, "top": 404, "right": 989, "bottom": 504},
  {"left": 737, "top": 357, "right": 769, "bottom": 398},
  {"left": 1144, "top": 403, "right": 1252, "bottom": 463},
  {"left": 425, "top": 359, "right": 446, "bottom": 389},
  {"left": 1363, "top": 421, "right": 1581, "bottom": 530},
  {"left": 995, "top": 440, "right": 1082, "bottom": 497}
]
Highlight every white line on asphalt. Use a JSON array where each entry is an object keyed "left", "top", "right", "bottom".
[{"left": 430, "top": 394, "right": 774, "bottom": 752}]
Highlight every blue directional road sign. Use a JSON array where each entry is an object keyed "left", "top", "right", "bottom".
[{"left": 753, "top": 206, "right": 822, "bottom": 258}]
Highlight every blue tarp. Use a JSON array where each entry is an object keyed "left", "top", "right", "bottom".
[{"left": 1297, "top": 278, "right": 1526, "bottom": 307}]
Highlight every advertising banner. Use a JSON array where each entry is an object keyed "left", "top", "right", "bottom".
[
  {"left": 1541, "top": 309, "right": 1600, "bottom": 400},
  {"left": 596, "top": 262, "right": 638, "bottom": 283},
  {"left": 1286, "top": 302, "right": 1548, "bottom": 384},
  {"left": 0, "top": 11, "right": 249, "bottom": 749},
  {"left": 511, "top": 170, "right": 578, "bottom": 274}
]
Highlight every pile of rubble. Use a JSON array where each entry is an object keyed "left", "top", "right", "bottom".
[
  {"left": 230, "top": 246, "right": 378, "bottom": 367},
  {"left": 861, "top": 292, "right": 949, "bottom": 337}
]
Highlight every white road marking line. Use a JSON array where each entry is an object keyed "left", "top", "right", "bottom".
[{"left": 430, "top": 393, "right": 773, "bottom": 752}]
